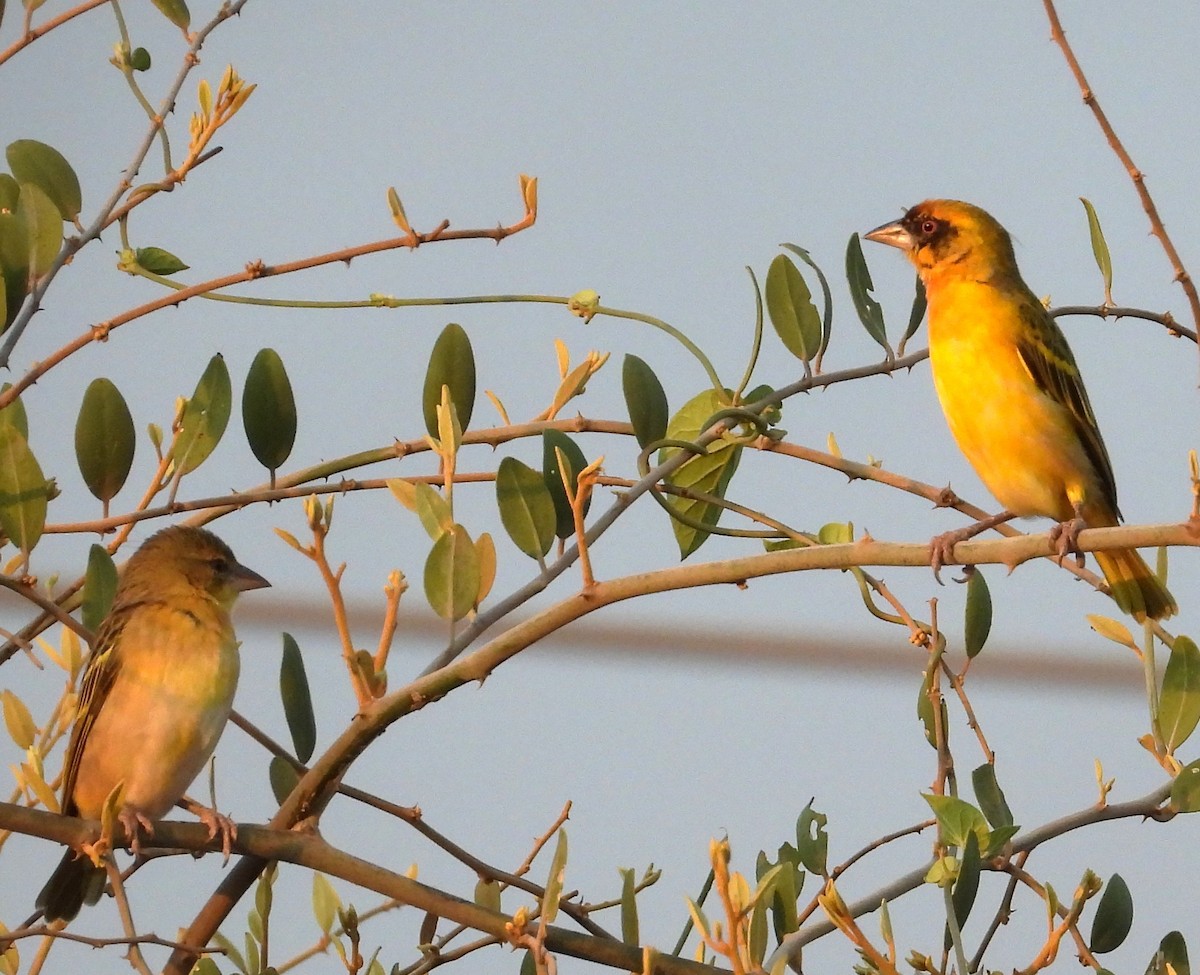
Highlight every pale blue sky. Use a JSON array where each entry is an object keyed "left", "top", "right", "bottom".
[{"left": 1, "top": 4, "right": 1197, "bottom": 973}]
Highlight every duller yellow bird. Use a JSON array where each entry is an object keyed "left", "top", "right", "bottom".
[
  {"left": 36, "top": 525, "right": 270, "bottom": 922},
  {"left": 865, "top": 199, "right": 1175, "bottom": 622}
]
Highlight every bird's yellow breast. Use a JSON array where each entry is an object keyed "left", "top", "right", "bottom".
[{"left": 927, "top": 279, "right": 1097, "bottom": 521}]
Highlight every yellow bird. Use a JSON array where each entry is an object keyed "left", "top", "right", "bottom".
[
  {"left": 37, "top": 525, "right": 269, "bottom": 922},
  {"left": 865, "top": 199, "right": 1175, "bottom": 622}
]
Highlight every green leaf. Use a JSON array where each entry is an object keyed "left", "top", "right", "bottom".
[
  {"left": 1170, "top": 758, "right": 1200, "bottom": 812},
  {"left": 242, "top": 348, "right": 297, "bottom": 482},
  {"left": 0, "top": 424, "right": 47, "bottom": 551},
  {"left": 150, "top": 0, "right": 190, "bottom": 30},
  {"left": 0, "top": 174, "right": 17, "bottom": 212},
  {"left": 423, "top": 323, "right": 476, "bottom": 438},
  {"left": 1159, "top": 635, "right": 1200, "bottom": 752},
  {"left": 765, "top": 253, "right": 821, "bottom": 362},
  {"left": 621, "top": 354, "right": 669, "bottom": 450},
  {"left": 75, "top": 378, "right": 135, "bottom": 507},
  {"left": 917, "top": 665, "right": 948, "bottom": 749},
  {"left": 496, "top": 456, "right": 555, "bottom": 559},
  {"left": 268, "top": 755, "right": 299, "bottom": 805},
  {"left": 1152, "top": 931, "right": 1190, "bottom": 975},
  {"left": 818, "top": 521, "right": 853, "bottom": 545},
  {"left": 424, "top": 523, "right": 480, "bottom": 621},
  {"left": 845, "top": 233, "right": 890, "bottom": 354},
  {"left": 16, "top": 182, "right": 61, "bottom": 275},
  {"left": 0, "top": 209, "right": 30, "bottom": 325},
  {"left": 81, "top": 544, "right": 118, "bottom": 633},
  {"left": 748, "top": 897, "right": 768, "bottom": 967},
  {"left": 474, "top": 877, "right": 501, "bottom": 913},
  {"left": 280, "top": 633, "right": 316, "bottom": 763},
  {"left": 129, "top": 46, "right": 152, "bottom": 71},
  {"left": 520, "top": 950, "right": 537, "bottom": 975},
  {"left": 0, "top": 382, "right": 28, "bottom": 438},
  {"left": 136, "top": 246, "right": 189, "bottom": 275},
  {"left": 1080, "top": 197, "right": 1113, "bottom": 301},
  {"left": 964, "top": 569, "right": 992, "bottom": 658},
  {"left": 901, "top": 276, "right": 927, "bottom": 349},
  {"left": 540, "top": 829, "right": 568, "bottom": 924},
  {"left": 6, "top": 139, "right": 81, "bottom": 221},
  {"left": 944, "top": 831, "right": 981, "bottom": 950},
  {"left": 542, "top": 429, "right": 589, "bottom": 539},
  {"left": 779, "top": 244, "right": 833, "bottom": 363},
  {"left": 619, "top": 867, "right": 639, "bottom": 946},
  {"left": 795, "top": 801, "right": 827, "bottom": 875},
  {"left": 971, "top": 763, "right": 1013, "bottom": 828},
  {"left": 1089, "top": 874, "right": 1133, "bottom": 954},
  {"left": 923, "top": 794, "right": 989, "bottom": 849},
  {"left": 412, "top": 482, "right": 453, "bottom": 540},
  {"left": 660, "top": 388, "right": 742, "bottom": 558},
  {"left": 312, "top": 873, "right": 341, "bottom": 936},
  {"left": 172, "top": 353, "right": 232, "bottom": 475}
]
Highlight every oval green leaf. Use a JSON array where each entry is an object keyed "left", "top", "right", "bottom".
[
  {"left": 423, "top": 323, "right": 475, "bottom": 438},
  {"left": 971, "top": 762, "right": 1014, "bottom": 829},
  {"left": 621, "top": 354, "right": 668, "bottom": 450},
  {"left": 136, "top": 246, "right": 189, "bottom": 275},
  {"left": 474, "top": 878, "right": 501, "bottom": 913},
  {"left": 1, "top": 689, "right": 36, "bottom": 750},
  {"left": 16, "top": 182, "right": 62, "bottom": 275},
  {"left": 242, "top": 348, "right": 297, "bottom": 481},
  {"left": 129, "top": 46, "right": 152, "bottom": 71},
  {"left": 660, "top": 388, "right": 741, "bottom": 558},
  {"left": 6, "top": 139, "right": 82, "bottom": 221},
  {"left": 1172, "top": 758, "right": 1200, "bottom": 813},
  {"left": 542, "top": 429, "right": 589, "bottom": 539},
  {"left": 964, "top": 568, "right": 992, "bottom": 658},
  {"left": 413, "top": 482, "right": 453, "bottom": 541},
  {"left": 1089, "top": 874, "right": 1133, "bottom": 954},
  {"left": 845, "top": 232, "right": 890, "bottom": 354},
  {"left": 75, "top": 377, "right": 135, "bottom": 506},
  {"left": 0, "top": 174, "right": 17, "bottom": 212},
  {"left": 1159, "top": 635, "right": 1200, "bottom": 752},
  {"left": 1080, "top": 197, "right": 1113, "bottom": 301},
  {"left": 1155, "top": 931, "right": 1190, "bottom": 975},
  {"left": 268, "top": 755, "right": 300, "bottom": 806},
  {"left": 82, "top": 544, "right": 118, "bottom": 633},
  {"left": 496, "top": 456, "right": 555, "bottom": 559},
  {"left": 0, "top": 382, "right": 28, "bottom": 438},
  {"left": 944, "top": 831, "right": 980, "bottom": 951},
  {"left": 780, "top": 244, "right": 833, "bottom": 363},
  {"left": 150, "top": 0, "right": 190, "bottom": 30},
  {"left": 0, "top": 424, "right": 47, "bottom": 551},
  {"left": 0, "top": 209, "right": 30, "bottom": 325},
  {"left": 280, "top": 632, "right": 316, "bottom": 763},
  {"left": 173, "top": 353, "right": 232, "bottom": 475},
  {"left": 424, "top": 523, "right": 480, "bottom": 621},
  {"left": 765, "top": 253, "right": 821, "bottom": 362}
]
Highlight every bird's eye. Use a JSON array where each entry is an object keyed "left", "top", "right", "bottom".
[
  {"left": 210, "top": 557, "right": 230, "bottom": 574},
  {"left": 920, "top": 219, "right": 938, "bottom": 236}
]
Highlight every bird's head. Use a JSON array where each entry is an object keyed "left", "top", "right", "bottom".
[
  {"left": 125, "top": 525, "right": 270, "bottom": 608},
  {"left": 864, "top": 199, "right": 1018, "bottom": 286}
]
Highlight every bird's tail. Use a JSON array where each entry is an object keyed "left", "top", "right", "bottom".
[
  {"left": 35, "top": 849, "right": 106, "bottom": 922},
  {"left": 1094, "top": 548, "right": 1177, "bottom": 622}
]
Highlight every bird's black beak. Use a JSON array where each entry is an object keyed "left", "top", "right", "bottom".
[{"left": 863, "top": 219, "right": 913, "bottom": 251}]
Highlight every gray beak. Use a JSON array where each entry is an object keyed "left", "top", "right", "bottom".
[{"left": 863, "top": 220, "right": 913, "bottom": 250}]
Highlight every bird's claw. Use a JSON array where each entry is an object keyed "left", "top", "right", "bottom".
[
  {"left": 118, "top": 805, "right": 156, "bottom": 855},
  {"left": 1048, "top": 517, "right": 1087, "bottom": 568},
  {"left": 196, "top": 805, "right": 238, "bottom": 864}
]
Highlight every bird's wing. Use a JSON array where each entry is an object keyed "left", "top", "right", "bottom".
[
  {"left": 1015, "top": 300, "right": 1121, "bottom": 518},
  {"left": 58, "top": 601, "right": 141, "bottom": 813}
]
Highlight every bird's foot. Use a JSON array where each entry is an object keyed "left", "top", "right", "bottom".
[
  {"left": 1048, "top": 516, "right": 1087, "bottom": 568},
  {"left": 118, "top": 805, "right": 156, "bottom": 855},
  {"left": 929, "top": 511, "right": 1017, "bottom": 583},
  {"left": 182, "top": 797, "right": 238, "bottom": 863}
]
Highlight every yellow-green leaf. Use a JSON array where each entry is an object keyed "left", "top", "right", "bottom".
[
  {"left": 75, "top": 377, "right": 135, "bottom": 506},
  {"left": 1080, "top": 197, "right": 1113, "bottom": 302},
  {"left": 0, "top": 424, "right": 47, "bottom": 551},
  {"left": 0, "top": 209, "right": 29, "bottom": 325},
  {"left": 1172, "top": 758, "right": 1200, "bottom": 812},
  {"left": 922, "top": 794, "right": 989, "bottom": 850},
  {"left": 0, "top": 382, "right": 28, "bottom": 439},
  {"left": 173, "top": 353, "right": 231, "bottom": 475},
  {"left": 496, "top": 456, "right": 555, "bottom": 559},
  {"left": 619, "top": 867, "right": 638, "bottom": 946},
  {"left": 6, "top": 139, "right": 81, "bottom": 221},
  {"left": 660, "top": 388, "right": 741, "bottom": 558},
  {"left": 150, "top": 0, "right": 190, "bottom": 31},
  {"left": 1087, "top": 614, "right": 1136, "bottom": 650},
  {"left": 424, "top": 524, "right": 480, "bottom": 621},
  {"left": 1159, "top": 635, "right": 1200, "bottom": 753},
  {"left": 280, "top": 633, "right": 316, "bottom": 763},
  {"left": 765, "top": 253, "right": 821, "bottom": 362},
  {"left": 312, "top": 873, "right": 341, "bottom": 936},
  {"left": 541, "top": 829, "right": 568, "bottom": 924},
  {"left": 413, "top": 482, "right": 453, "bottom": 540},
  {"left": 474, "top": 878, "right": 501, "bottom": 913},
  {"left": 475, "top": 531, "right": 496, "bottom": 607},
  {"left": 423, "top": 323, "right": 475, "bottom": 438},
  {"left": 1, "top": 689, "right": 35, "bottom": 750},
  {"left": 136, "top": 246, "right": 189, "bottom": 275},
  {"left": 16, "top": 182, "right": 61, "bottom": 275}
]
